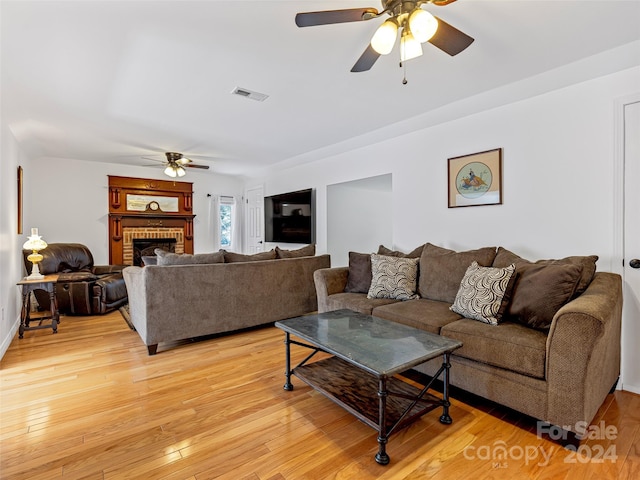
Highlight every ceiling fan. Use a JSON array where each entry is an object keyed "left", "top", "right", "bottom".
[
  {"left": 295, "top": 0, "right": 474, "bottom": 73},
  {"left": 143, "top": 152, "right": 210, "bottom": 178}
]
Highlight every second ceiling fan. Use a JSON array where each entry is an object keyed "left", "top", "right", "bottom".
[
  {"left": 143, "top": 152, "right": 210, "bottom": 178},
  {"left": 295, "top": 0, "right": 474, "bottom": 72}
]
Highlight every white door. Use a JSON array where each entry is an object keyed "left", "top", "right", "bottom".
[
  {"left": 245, "top": 185, "right": 264, "bottom": 254},
  {"left": 622, "top": 99, "right": 640, "bottom": 394}
]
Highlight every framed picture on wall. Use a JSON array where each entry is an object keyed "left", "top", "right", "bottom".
[
  {"left": 17, "top": 166, "right": 23, "bottom": 234},
  {"left": 448, "top": 148, "right": 503, "bottom": 208}
]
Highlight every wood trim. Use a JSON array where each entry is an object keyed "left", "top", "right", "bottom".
[{"left": 108, "top": 176, "right": 196, "bottom": 264}]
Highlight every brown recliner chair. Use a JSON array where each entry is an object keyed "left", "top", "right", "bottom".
[{"left": 23, "top": 243, "right": 128, "bottom": 315}]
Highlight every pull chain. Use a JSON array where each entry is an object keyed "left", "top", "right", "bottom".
[{"left": 400, "top": 61, "right": 408, "bottom": 85}]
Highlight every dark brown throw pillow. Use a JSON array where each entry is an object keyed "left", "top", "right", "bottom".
[
  {"left": 504, "top": 262, "right": 583, "bottom": 330},
  {"left": 492, "top": 247, "right": 598, "bottom": 298},
  {"left": 377, "top": 244, "right": 424, "bottom": 258},
  {"left": 222, "top": 249, "right": 277, "bottom": 263},
  {"left": 344, "top": 252, "right": 373, "bottom": 293},
  {"left": 418, "top": 243, "right": 498, "bottom": 303},
  {"left": 275, "top": 244, "right": 316, "bottom": 258}
]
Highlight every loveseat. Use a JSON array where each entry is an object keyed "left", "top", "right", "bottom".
[
  {"left": 23, "top": 243, "right": 128, "bottom": 315},
  {"left": 123, "top": 247, "right": 331, "bottom": 355},
  {"left": 313, "top": 243, "right": 622, "bottom": 436}
]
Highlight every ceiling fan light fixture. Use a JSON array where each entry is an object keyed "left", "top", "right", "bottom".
[
  {"left": 400, "top": 30, "right": 422, "bottom": 62},
  {"left": 164, "top": 165, "right": 178, "bottom": 178},
  {"left": 176, "top": 166, "right": 186, "bottom": 177},
  {"left": 409, "top": 9, "right": 438, "bottom": 43},
  {"left": 371, "top": 19, "right": 398, "bottom": 55}
]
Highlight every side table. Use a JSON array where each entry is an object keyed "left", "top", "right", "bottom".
[{"left": 17, "top": 274, "right": 60, "bottom": 338}]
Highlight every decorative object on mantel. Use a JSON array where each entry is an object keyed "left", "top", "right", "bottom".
[
  {"left": 22, "top": 228, "right": 48, "bottom": 280},
  {"left": 448, "top": 148, "right": 503, "bottom": 208}
]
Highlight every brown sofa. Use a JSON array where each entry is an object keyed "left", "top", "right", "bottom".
[
  {"left": 123, "top": 249, "right": 331, "bottom": 354},
  {"left": 313, "top": 243, "right": 622, "bottom": 436}
]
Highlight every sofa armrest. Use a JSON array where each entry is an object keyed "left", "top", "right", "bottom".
[
  {"left": 94, "top": 265, "right": 127, "bottom": 275},
  {"left": 122, "top": 266, "right": 149, "bottom": 344},
  {"left": 314, "top": 267, "right": 348, "bottom": 313},
  {"left": 545, "top": 272, "right": 622, "bottom": 431}
]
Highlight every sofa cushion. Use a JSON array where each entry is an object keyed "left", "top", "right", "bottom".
[
  {"left": 222, "top": 249, "right": 277, "bottom": 263},
  {"left": 503, "top": 262, "right": 583, "bottom": 330},
  {"left": 325, "top": 292, "right": 399, "bottom": 315},
  {"left": 441, "top": 319, "right": 548, "bottom": 379},
  {"left": 377, "top": 244, "right": 424, "bottom": 258},
  {"left": 373, "top": 299, "right": 463, "bottom": 335},
  {"left": 344, "top": 252, "right": 373, "bottom": 294},
  {"left": 155, "top": 249, "right": 225, "bottom": 265},
  {"left": 418, "top": 244, "right": 497, "bottom": 303},
  {"left": 450, "top": 262, "right": 516, "bottom": 326},
  {"left": 493, "top": 247, "right": 598, "bottom": 298},
  {"left": 275, "top": 244, "right": 316, "bottom": 258},
  {"left": 367, "top": 254, "right": 419, "bottom": 300}
]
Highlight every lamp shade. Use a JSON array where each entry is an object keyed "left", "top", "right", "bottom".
[
  {"left": 409, "top": 9, "right": 438, "bottom": 43},
  {"left": 176, "top": 166, "right": 186, "bottom": 177},
  {"left": 400, "top": 31, "right": 423, "bottom": 62},
  {"left": 164, "top": 165, "right": 178, "bottom": 178},
  {"left": 23, "top": 229, "right": 47, "bottom": 251},
  {"left": 371, "top": 19, "right": 398, "bottom": 55}
]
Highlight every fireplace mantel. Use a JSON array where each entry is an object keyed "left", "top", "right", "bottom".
[{"left": 108, "top": 176, "right": 195, "bottom": 264}]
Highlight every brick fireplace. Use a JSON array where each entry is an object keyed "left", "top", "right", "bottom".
[
  {"left": 129, "top": 231, "right": 181, "bottom": 266},
  {"left": 108, "top": 176, "right": 195, "bottom": 265}
]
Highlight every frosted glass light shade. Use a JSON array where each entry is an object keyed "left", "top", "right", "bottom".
[
  {"left": 164, "top": 165, "right": 178, "bottom": 177},
  {"left": 400, "top": 32, "right": 423, "bottom": 61},
  {"left": 409, "top": 9, "right": 438, "bottom": 43},
  {"left": 371, "top": 19, "right": 398, "bottom": 55},
  {"left": 176, "top": 166, "right": 186, "bottom": 177}
]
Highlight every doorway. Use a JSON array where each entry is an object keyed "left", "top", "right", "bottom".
[
  {"left": 244, "top": 185, "right": 264, "bottom": 254},
  {"left": 616, "top": 94, "right": 640, "bottom": 394}
]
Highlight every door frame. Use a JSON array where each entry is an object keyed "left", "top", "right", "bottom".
[{"left": 613, "top": 92, "right": 640, "bottom": 392}]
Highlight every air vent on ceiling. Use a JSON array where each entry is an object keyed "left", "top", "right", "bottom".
[{"left": 231, "top": 87, "right": 269, "bottom": 102}]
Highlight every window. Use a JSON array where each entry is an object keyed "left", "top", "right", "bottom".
[{"left": 219, "top": 196, "right": 235, "bottom": 249}]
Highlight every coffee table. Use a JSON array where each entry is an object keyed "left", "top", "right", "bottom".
[{"left": 275, "top": 309, "right": 463, "bottom": 465}]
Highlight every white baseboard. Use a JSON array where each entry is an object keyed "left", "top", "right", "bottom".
[
  {"left": 0, "top": 316, "right": 20, "bottom": 361},
  {"left": 620, "top": 382, "right": 640, "bottom": 395}
]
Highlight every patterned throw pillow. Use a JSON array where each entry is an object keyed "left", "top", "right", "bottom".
[
  {"left": 367, "top": 254, "right": 420, "bottom": 301},
  {"left": 450, "top": 261, "right": 516, "bottom": 325}
]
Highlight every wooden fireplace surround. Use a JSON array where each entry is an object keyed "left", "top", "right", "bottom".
[{"left": 108, "top": 176, "right": 195, "bottom": 265}]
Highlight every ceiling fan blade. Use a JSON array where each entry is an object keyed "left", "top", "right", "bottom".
[
  {"left": 429, "top": 16, "right": 474, "bottom": 56},
  {"left": 185, "top": 164, "right": 210, "bottom": 169},
  {"left": 351, "top": 44, "right": 381, "bottom": 73},
  {"left": 295, "top": 8, "right": 379, "bottom": 27},
  {"left": 141, "top": 156, "right": 165, "bottom": 164}
]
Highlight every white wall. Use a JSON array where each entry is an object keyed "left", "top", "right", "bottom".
[
  {"left": 27, "top": 158, "right": 245, "bottom": 263},
  {"left": 0, "top": 126, "right": 34, "bottom": 358},
  {"left": 247, "top": 66, "right": 640, "bottom": 390}
]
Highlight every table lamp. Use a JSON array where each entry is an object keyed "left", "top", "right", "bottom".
[{"left": 23, "top": 228, "right": 48, "bottom": 280}]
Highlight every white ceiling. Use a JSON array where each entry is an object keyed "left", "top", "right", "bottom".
[{"left": 2, "top": 0, "right": 640, "bottom": 176}]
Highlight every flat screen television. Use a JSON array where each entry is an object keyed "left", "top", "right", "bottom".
[{"left": 264, "top": 188, "right": 314, "bottom": 244}]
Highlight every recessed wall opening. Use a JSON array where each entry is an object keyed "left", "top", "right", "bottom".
[{"left": 327, "top": 174, "right": 393, "bottom": 267}]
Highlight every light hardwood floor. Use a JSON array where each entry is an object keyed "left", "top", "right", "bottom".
[{"left": 1, "top": 310, "right": 638, "bottom": 479}]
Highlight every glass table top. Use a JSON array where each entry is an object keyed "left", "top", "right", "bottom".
[{"left": 275, "top": 309, "right": 462, "bottom": 376}]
